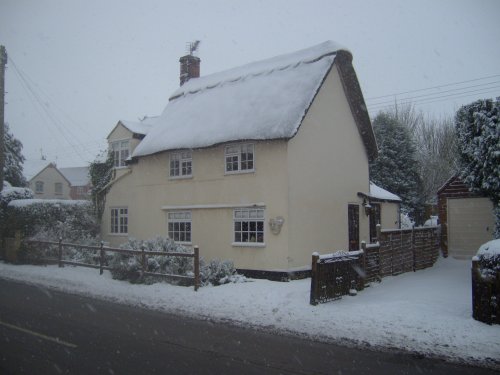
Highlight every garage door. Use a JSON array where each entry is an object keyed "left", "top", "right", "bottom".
[{"left": 448, "top": 197, "right": 495, "bottom": 259}]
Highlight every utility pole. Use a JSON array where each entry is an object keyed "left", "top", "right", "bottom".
[{"left": 0, "top": 45, "right": 6, "bottom": 190}]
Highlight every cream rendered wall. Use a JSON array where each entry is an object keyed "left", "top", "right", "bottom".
[
  {"left": 102, "top": 140, "right": 290, "bottom": 271},
  {"left": 380, "top": 202, "right": 400, "bottom": 229},
  {"left": 107, "top": 123, "right": 143, "bottom": 179},
  {"left": 29, "top": 166, "right": 71, "bottom": 200},
  {"left": 287, "top": 65, "right": 371, "bottom": 269}
]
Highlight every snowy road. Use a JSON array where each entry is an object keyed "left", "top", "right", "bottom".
[{"left": 0, "top": 279, "right": 497, "bottom": 375}]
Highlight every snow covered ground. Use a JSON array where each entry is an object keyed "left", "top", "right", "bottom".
[{"left": 1, "top": 256, "right": 499, "bottom": 368}]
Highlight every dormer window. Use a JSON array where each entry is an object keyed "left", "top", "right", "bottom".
[
  {"left": 225, "top": 143, "right": 254, "bottom": 174},
  {"left": 170, "top": 151, "right": 192, "bottom": 178},
  {"left": 111, "top": 140, "right": 130, "bottom": 167}
]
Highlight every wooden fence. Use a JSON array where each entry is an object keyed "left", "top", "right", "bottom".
[
  {"left": 310, "top": 226, "right": 440, "bottom": 305},
  {"left": 472, "top": 259, "right": 500, "bottom": 324},
  {"left": 364, "top": 225, "right": 440, "bottom": 282},
  {"left": 24, "top": 238, "right": 200, "bottom": 291},
  {"left": 310, "top": 249, "right": 365, "bottom": 305}
]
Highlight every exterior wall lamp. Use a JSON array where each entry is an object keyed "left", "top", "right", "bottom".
[
  {"left": 363, "top": 198, "right": 372, "bottom": 216},
  {"left": 269, "top": 216, "right": 285, "bottom": 235}
]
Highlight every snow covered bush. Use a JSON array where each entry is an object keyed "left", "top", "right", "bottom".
[
  {"left": 200, "top": 258, "right": 245, "bottom": 286},
  {"left": 0, "top": 186, "right": 33, "bottom": 238},
  {"left": 109, "top": 237, "right": 194, "bottom": 284},
  {"left": 476, "top": 239, "right": 500, "bottom": 279},
  {"left": 109, "top": 236, "right": 245, "bottom": 286},
  {"left": 7, "top": 199, "right": 98, "bottom": 240},
  {"left": 6, "top": 199, "right": 100, "bottom": 264}
]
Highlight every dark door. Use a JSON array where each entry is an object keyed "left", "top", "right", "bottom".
[{"left": 348, "top": 204, "right": 359, "bottom": 251}]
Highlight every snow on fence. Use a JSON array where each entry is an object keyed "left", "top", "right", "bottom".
[
  {"left": 471, "top": 259, "right": 500, "bottom": 325},
  {"left": 310, "top": 226, "right": 440, "bottom": 305},
  {"left": 23, "top": 237, "right": 201, "bottom": 291}
]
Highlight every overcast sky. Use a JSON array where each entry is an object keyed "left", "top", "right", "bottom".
[{"left": 1, "top": 0, "right": 499, "bottom": 173}]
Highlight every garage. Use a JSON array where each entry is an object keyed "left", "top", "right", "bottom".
[{"left": 447, "top": 197, "right": 495, "bottom": 259}]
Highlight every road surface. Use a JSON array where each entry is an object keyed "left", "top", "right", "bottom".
[{"left": 0, "top": 278, "right": 496, "bottom": 374}]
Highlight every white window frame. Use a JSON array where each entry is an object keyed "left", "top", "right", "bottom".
[
  {"left": 167, "top": 211, "right": 192, "bottom": 244},
  {"left": 169, "top": 151, "right": 192, "bottom": 178},
  {"left": 35, "top": 181, "right": 44, "bottom": 193},
  {"left": 54, "top": 182, "right": 63, "bottom": 195},
  {"left": 225, "top": 143, "right": 254, "bottom": 174},
  {"left": 232, "top": 208, "right": 265, "bottom": 247},
  {"left": 111, "top": 139, "right": 130, "bottom": 168},
  {"left": 110, "top": 207, "right": 128, "bottom": 235}
]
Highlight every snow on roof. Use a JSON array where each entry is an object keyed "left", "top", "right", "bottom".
[
  {"left": 119, "top": 116, "right": 158, "bottom": 135},
  {"left": 59, "top": 166, "right": 90, "bottom": 186},
  {"left": 133, "top": 41, "right": 345, "bottom": 157},
  {"left": 369, "top": 182, "right": 402, "bottom": 202}
]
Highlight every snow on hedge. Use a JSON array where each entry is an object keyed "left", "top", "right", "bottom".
[
  {"left": 8, "top": 198, "right": 90, "bottom": 208},
  {"left": 133, "top": 41, "right": 343, "bottom": 157},
  {"left": 477, "top": 239, "right": 500, "bottom": 258}
]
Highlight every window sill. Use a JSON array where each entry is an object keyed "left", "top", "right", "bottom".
[
  {"left": 169, "top": 175, "right": 193, "bottom": 181},
  {"left": 232, "top": 242, "right": 266, "bottom": 248},
  {"left": 109, "top": 233, "right": 128, "bottom": 236},
  {"left": 225, "top": 169, "right": 255, "bottom": 176}
]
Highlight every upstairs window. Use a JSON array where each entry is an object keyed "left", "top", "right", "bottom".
[
  {"left": 233, "top": 208, "right": 264, "bottom": 244},
  {"left": 111, "top": 140, "right": 130, "bottom": 167},
  {"left": 54, "top": 182, "right": 63, "bottom": 195},
  {"left": 111, "top": 207, "right": 128, "bottom": 234},
  {"left": 35, "top": 181, "right": 44, "bottom": 193},
  {"left": 168, "top": 211, "right": 192, "bottom": 243},
  {"left": 225, "top": 144, "right": 254, "bottom": 174},
  {"left": 170, "top": 151, "right": 192, "bottom": 178}
]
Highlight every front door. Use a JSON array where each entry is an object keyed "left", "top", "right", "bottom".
[{"left": 348, "top": 204, "right": 359, "bottom": 251}]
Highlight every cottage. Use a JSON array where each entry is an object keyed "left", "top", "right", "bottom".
[
  {"left": 28, "top": 163, "right": 72, "bottom": 200},
  {"left": 438, "top": 175, "right": 495, "bottom": 259},
  {"left": 102, "top": 41, "right": 380, "bottom": 277}
]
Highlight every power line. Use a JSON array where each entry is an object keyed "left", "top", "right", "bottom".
[
  {"left": 365, "top": 73, "right": 500, "bottom": 101},
  {"left": 8, "top": 56, "right": 97, "bottom": 163},
  {"left": 366, "top": 80, "right": 500, "bottom": 106},
  {"left": 367, "top": 86, "right": 500, "bottom": 111}
]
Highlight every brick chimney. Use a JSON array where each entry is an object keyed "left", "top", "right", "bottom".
[{"left": 179, "top": 54, "right": 200, "bottom": 86}]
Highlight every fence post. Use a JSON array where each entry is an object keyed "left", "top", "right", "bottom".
[
  {"left": 99, "top": 241, "right": 104, "bottom": 275},
  {"left": 194, "top": 246, "right": 200, "bottom": 291},
  {"left": 412, "top": 227, "right": 416, "bottom": 272},
  {"left": 58, "top": 237, "right": 63, "bottom": 268},
  {"left": 141, "top": 245, "right": 146, "bottom": 279},
  {"left": 360, "top": 241, "right": 366, "bottom": 290},
  {"left": 310, "top": 252, "right": 320, "bottom": 305}
]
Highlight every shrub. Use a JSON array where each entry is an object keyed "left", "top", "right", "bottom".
[
  {"left": 7, "top": 199, "right": 98, "bottom": 240},
  {"left": 109, "top": 236, "right": 246, "bottom": 286},
  {"left": 476, "top": 239, "right": 500, "bottom": 279}
]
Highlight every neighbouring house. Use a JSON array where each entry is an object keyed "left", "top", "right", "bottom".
[
  {"left": 28, "top": 163, "right": 72, "bottom": 200},
  {"left": 102, "top": 41, "right": 381, "bottom": 277},
  {"left": 27, "top": 163, "right": 91, "bottom": 200},
  {"left": 438, "top": 175, "right": 495, "bottom": 259},
  {"left": 59, "top": 167, "right": 92, "bottom": 200}
]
